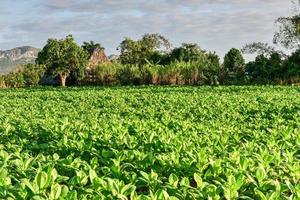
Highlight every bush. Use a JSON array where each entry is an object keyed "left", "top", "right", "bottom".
[
  {"left": 22, "top": 64, "right": 45, "bottom": 87},
  {"left": 4, "top": 71, "right": 25, "bottom": 88},
  {"left": 94, "top": 62, "right": 121, "bottom": 85},
  {"left": 117, "top": 65, "right": 138, "bottom": 85},
  {"left": 179, "top": 61, "right": 201, "bottom": 85},
  {"left": 0, "top": 76, "right": 6, "bottom": 88},
  {"left": 157, "top": 63, "right": 179, "bottom": 85}
]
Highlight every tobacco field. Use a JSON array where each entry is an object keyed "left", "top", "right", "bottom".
[{"left": 0, "top": 86, "right": 300, "bottom": 199}]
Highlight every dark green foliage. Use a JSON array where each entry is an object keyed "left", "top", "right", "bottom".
[
  {"left": 204, "top": 52, "right": 221, "bottom": 85},
  {"left": 169, "top": 43, "right": 206, "bottom": 63},
  {"left": 244, "top": 51, "right": 300, "bottom": 84},
  {"left": 284, "top": 49, "right": 300, "bottom": 83},
  {"left": 246, "top": 55, "right": 270, "bottom": 83},
  {"left": 223, "top": 48, "right": 245, "bottom": 84},
  {"left": 224, "top": 48, "right": 245, "bottom": 71}
]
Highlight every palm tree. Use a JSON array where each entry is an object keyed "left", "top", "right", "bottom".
[{"left": 82, "top": 41, "right": 105, "bottom": 56}]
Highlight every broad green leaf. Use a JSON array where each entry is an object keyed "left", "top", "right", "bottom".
[
  {"left": 168, "top": 173, "right": 179, "bottom": 187},
  {"left": 53, "top": 153, "right": 60, "bottom": 161},
  {"left": 156, "top": 189, "right": 169, "bottom": 200},
  {"left": 180, "top": 177, "right": 190, "bottom": 187},
  {"left": 89, "top": 169, "right": 98, "bottom": 184},
  {"left": 66, "top": 190, "right": 77, "bottom": 200},
  {"left": 60, "top": 185, "right": 69, "bottom": 197},
  {"left": 121, "top": 184, "right": 136, "bottom": 195},
  {"left": 255, "top": 189, "right": 268, "bottom": 200},
  {"left": 140, "top": 171, "right": 149, "bottom": 181},
  {"left": 35, "top": 171, "right": 48, "bottom": 190},
  {"left": 194, "top": 173, "right": 203, "bottom": 188},
  {"left": 50, "top": 183, "right": 61, "bottom": 199},
  {"left": 255, "top": 166, "right": 266, "bottom": 186}
]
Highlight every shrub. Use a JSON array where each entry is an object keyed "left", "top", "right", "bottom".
[
  {"left": 4, "top": 71, "right": 25, "bottom": 88},
  {"left": 94, "top": 62, "right": 121, "bottom": 85},
  {"left": 0, "top": 75, "right": 6, "bottom": 88},
  {"left": 22, "top": 64, "right": 45, "bottom": 87}
]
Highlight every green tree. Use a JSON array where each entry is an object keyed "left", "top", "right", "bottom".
[
  {"left": 241, "top": 42, "right": 286, "bottom": 58},
  {"left": 245, "top": 53, "right": 283, "bottom": 84},
  {"left": 285, "top": 49, "right": 300, "bottom": 80},
  {"left": 223, "top": 48, "right": 245, "bottom": 84},
  {"left": 206, "top": 52, "right": 221, "bottom": 85},
  {"left": 268, "top": 52, "right": 283, "bottom": 80},
  {"left": 224, "top": 48, "right": 245, "bottom": 71},
  {"left": 207, "top": 52, "right": 221, "bottom": 69},
  {"left": 274, "top": 1, "right": 300, "bottom": 49},
  {"left": 118, "top": 33, "right": 171, "bottom": 65},
  {"left": 37, "top": 35, "right": 89, "bottom": 87},
  {"left": 246, "top": 54, "right": 269, "bottom": 83},
  {"left": 170, "top": 43, "right": 206, "bottom": 62}
]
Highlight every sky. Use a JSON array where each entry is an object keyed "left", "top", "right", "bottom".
[{"left": 0, "top": 0, "right": 294, "bottom": 60}]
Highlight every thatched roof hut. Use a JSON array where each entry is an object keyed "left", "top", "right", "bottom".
[{"left": 87, "top": 48, "right": 110, "bottom": 70}]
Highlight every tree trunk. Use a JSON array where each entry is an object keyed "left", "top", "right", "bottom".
[{"left": 59, "top": 73, "right": 67, "bottom": 87}]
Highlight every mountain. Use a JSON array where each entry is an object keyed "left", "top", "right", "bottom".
[{"left": 0, "top": 46, "right": 40, "bottom": 74}]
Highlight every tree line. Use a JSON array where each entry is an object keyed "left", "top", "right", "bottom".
[{"left": 0, "top": 3, "right": 299, "bottom": 88}]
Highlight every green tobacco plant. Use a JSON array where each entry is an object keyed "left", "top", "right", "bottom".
[{"left": 0, "top": 86, "right": 299, "bottom": 199}]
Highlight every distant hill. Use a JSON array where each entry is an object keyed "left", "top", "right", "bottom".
[{"left": 0, "top": 46, "right": 40, "bottom": 74}]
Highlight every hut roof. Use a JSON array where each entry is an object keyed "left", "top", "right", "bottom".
[{"left": 87, "top": 48, "right": 110, "bottom": 70}]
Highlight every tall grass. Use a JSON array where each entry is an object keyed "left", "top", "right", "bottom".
[{"left": 86, "top": 60, "right": 222, "bottom": 86}]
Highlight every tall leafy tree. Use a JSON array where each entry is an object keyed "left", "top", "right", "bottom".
[
  {"left": 246, "top": 54, "right": 269, "bottom": 83},
  {"left": 241, "top": 42, "right": 286, "bottom": 58},
  {"left": 118, "top": 33, "right": 171, "bottom": 65},
  {"left": 245, "top": 53, "right": 284, "bottom": 83},
  {"left": 272, "top": 1, "right": 300, "bottom": 83},
  {"left": 223, "top": 48, "right": 245, "bottom": 84},
  {"left": 170, "top": 43, "right": 206, "bottom": 62},
  {"left": 268, "top": 52, "right": 283, "bottom": 80},
  {"left": 205, "top": 51, "right": 221, "bottom": 85},
  {"left": 207, "top": 52, "right": 221, "bottom": 69},
  {"left": 224, "top": 48, "right": 245, "bottom": 71},
  {"left": 274, "top": 1, "right": 300, "bottom": 49},
  {"left": 37, "top": 35, "right": 88, "bottom": 87}
]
